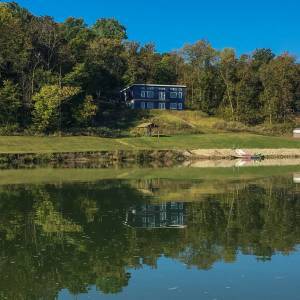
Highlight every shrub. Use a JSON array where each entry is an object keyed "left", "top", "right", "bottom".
[{"left": 0, "top": 124, "right": 20, "bottom": 135}]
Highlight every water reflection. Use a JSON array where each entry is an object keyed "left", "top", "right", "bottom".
[
  {"left": 0, "top": 175, "right": 299, "bottom": 299},
  {"left": 125, "top": 202, "right": 187, "bottom": 229}
]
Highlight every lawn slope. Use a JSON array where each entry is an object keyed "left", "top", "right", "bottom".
[{"left": 0, "top": 133, "right": 299, "bottom": 154}]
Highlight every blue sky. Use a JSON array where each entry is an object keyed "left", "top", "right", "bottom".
[{"left": 8, "top": 0, "right": 300, "bottom": 57}]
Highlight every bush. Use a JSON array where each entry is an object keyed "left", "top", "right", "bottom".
[
  {"left": 0, "top": 124, "right": 21, "bottom": 135},
  {"left": 254, "top": 123, "right": 295, "bottom": 136},
  {"left": 212, "top": 121, "right": 248, "bottom": 132},
  {"left": 213, "top": 120, "right": 296, "bottom": 136},
  {"left": 65, "top": 127, "right": 124, "bottom": 138}
]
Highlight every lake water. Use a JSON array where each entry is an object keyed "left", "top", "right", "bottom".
[{"left": 0, "top": 167, "right": 300, "bottom": 299}]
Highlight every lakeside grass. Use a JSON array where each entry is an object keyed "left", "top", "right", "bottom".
[
  {"left": 0, "top": 133, "right": 299, "bottom": 154},
  {"left": 0, "top": 165, "right": 299, "bottom": 185}
]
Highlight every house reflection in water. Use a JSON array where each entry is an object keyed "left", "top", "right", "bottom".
[{"left": 125, "top": 202, "right": 187, "bottom": 229}]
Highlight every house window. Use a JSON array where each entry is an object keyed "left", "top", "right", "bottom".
[
  {"left": 160, "top": 203, "right": 167, "bottom": 211},
  {"left": 170, "top": 92, "right": 177, "bottom": 98},
  {"left": 178, "top": 214, "right": 184, "bottom": 225},
  {"left": 171, "top": 202, "right": 178, "bottom": 209},
  {"left": 170, "top": 103, "right": 177, "bottom": 110},
  {"left": 178, "top": 103, "right": 183, "bottom": 110},
  {"left": 160, "top": 212, "right": 167, "bottom": 222},
  {"left": 159, "top": 102, "right": 166, "bottom": 110},
  {"left": 178, "top": 92, "right": 183, "bottom": 99},
  {"left": 170, "top": 87, "right": 178, "bottom": 91},
  {"left": 141, "top": 91, "right": 146, "bottom": 98},
  {"left": 159, "top": 92, "right": 166, "bottom": 100},
  {"left": 147, "top": 91, "right": 154, "bottom": 98},
  {"left": 141, "top": 102, "right": 146, "bottom": 109},
  {"left": 147, "top": 102, "right": 154, "bottom": 109}
]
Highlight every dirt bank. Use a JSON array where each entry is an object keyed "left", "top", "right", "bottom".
[
  {"left": 184, "top": 148, "right": 300, "bottom": 159},
  {"left": 0, "top": 148, "right": 299, "bottom": 167}
]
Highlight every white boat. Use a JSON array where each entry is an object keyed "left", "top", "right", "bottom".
[
  {"left": 293, "top": 129, "right": 300, "bottom": 138},
  {"left": 233, "top": 149, "right": 264, "bottom": 160},
  {"left": 293, "top": 173, "right": 300, "bottom": 184}
]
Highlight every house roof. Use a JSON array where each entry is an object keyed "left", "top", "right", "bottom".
[{"left": 120, "top": 83, "right": 187, "bottom": 92}]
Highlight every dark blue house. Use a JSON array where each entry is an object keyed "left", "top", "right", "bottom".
[
  {"left": 124, "top": 202, "right": 187, "bottom": 229},
  {"left": 120, "top": 84, "right": 187, "bottom": 110}
]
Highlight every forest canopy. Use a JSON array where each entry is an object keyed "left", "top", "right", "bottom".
[{"left": 0, "top": 2, "right": 300, "bottom": 134}]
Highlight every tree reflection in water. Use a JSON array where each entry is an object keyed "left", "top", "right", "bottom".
[{"left": 0, "top": 176, "right": 299, "bottom": 298}]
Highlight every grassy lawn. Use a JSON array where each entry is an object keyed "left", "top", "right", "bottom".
[
  {"left": 0, "top": 165, "right": 299, "bottom": 185},
  {"left": 0, "top": 133, "right": 299, "bottom": 153}
]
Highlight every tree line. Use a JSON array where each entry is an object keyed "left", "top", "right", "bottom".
[{"left": 1, "top": 2, "right": 300, "bottom": 134}]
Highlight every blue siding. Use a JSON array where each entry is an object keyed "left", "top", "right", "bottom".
[
  {"left": 132, "top": 100, "right": 184, "bottom": 110},
  {"left": 122, "top": 84, "right": 186, "bottom": 110},
  {"left": 131, "top": 85, "right": 186, "bottom": 101}
]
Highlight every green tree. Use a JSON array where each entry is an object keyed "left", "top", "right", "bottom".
[
  {"left": 60, "top": 17, "right": 93, "bottom": 63},
  {"left": 73, "top": 95, "right": 98, "bottom": 126},
  {"left": 32, "top": 85, "right": 80, "bottom": 132},
  {"left": 0, "top": 80, "right": 21, "bottom": 125},
  {"left": 219, "top": 48, "right": 239, "bottom": 120},
  {"left": 260, "top": 54, "right": 299, "bottom": 124},
  {"left": 153, "top": 53, "right": 180, "bottom": 84},
  {"left": 93, "top": 18, "right": 127, "bottom": 40},
  {"left": 123, "top": 42, "right": 162, "bottom": 84},
  {"left": 235, "top": 57, "right": 263, "bottom": 124},
  {"left": 252, "top": 48, "right": 275, "bottom": 69},
  {"left": 86, "top": 37, "right": 127, "bottom": 99},
  {"left": 181, "top": 40, "right": 223, "bottom": 113}
]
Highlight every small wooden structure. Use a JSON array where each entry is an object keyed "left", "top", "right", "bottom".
[
  {"left": 136, "top": 122, "right": 159, "bottom": 137},
  {"left": 293, "top": 128, "right": 300, "bottom": 138}
]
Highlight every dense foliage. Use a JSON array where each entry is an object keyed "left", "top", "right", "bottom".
[{"left": 0, "top": 2, "right": 300, "bottom": 134}]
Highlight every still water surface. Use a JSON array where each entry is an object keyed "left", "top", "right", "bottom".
[{"left": 0, "top": 170, "right": 300, "bottom": 299}]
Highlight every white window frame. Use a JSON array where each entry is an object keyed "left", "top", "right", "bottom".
[
  {"left": 147, "top": 102, "right": 154, "bottom": 109},
  {"left": 159, "top": 102, "right": 166, "bottom": 110},
  {"left": 147, "top": 91, "right": 154, "bottom": 98},
  {"left": 177, "top": 103, "right": 183, "bottom": 110},
  {"left": 159, "top": 92, "right": 166, "bottom": 100},
  {"left": 170, "top": 103, "right": 177, "bottom": 110},
  {"left": 141, "top": 102, "right": 146, "bottom": 109},
  {"left": 178, "top": 92, "right": 183, "bottom": 99},
  {"left": 171, "top": 202, "right": 178, "bottom": 209},
  {"left": 141, "top": 91, "right": 146, "bottom": 98},
  {"left": 160, "top": 212, "right": 167, "bottom": 221},
  {"left": 170, "top": 92, "right": 177, "bottom": 98}
]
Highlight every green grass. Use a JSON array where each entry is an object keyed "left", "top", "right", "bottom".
[
  {"left": 1, "top": 110, "right": 299, "bottom": 153},
  {"left": 0, "top": 133, "right": 299, "bottom": 154},
  {"left": 0, "top": 165, "right": 299, "bottom": 185}
]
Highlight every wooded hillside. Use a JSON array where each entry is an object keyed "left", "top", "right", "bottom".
[{"left": 1, "top": 2, "right": 300, "bottom": 134}]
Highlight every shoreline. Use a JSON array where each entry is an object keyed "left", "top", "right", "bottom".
[{"left": 0, "top": 148, "right": 299, "bottom": 167}]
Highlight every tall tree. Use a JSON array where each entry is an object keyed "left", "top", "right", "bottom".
[
  {"left": 0, "top": 80, "right": 21, "bottom": 125},
  {"left": 181, "top": 40, "right": 223, "bottom": 113},
  {"left": 219, "top": 48, "right": 239, "bottom": 120},
  {"left": 260, "top": 54, "right": 299, "bottom": 124}
]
